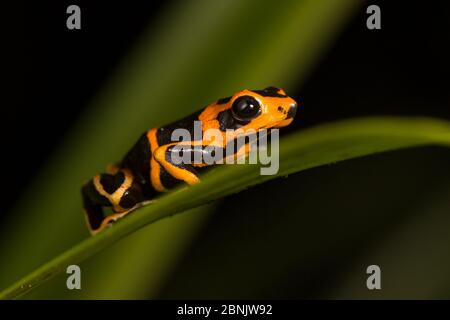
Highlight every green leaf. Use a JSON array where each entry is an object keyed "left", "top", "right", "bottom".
[{"left": 1, "top": 116, "right": 449, "bottom": 299}]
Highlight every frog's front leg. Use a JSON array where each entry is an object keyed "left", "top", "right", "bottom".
[
  {"left": 153, "top": 142, "right": 217, "bottom": 187},
  {"left": 153, "top": 143, "right": 201, "bottom": 186}
]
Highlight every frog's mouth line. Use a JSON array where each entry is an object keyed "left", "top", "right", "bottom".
[{"left": 274, "top": 117, "right": 294, "bottom": 128}]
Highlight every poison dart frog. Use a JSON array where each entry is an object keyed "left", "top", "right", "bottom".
[{"left": 82, "top": 87, "right": 298, "bottom": 234}]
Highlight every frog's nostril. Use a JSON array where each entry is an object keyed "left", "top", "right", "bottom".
[{"left": 287, "top": 103, "right": 297, "bottom": 118}]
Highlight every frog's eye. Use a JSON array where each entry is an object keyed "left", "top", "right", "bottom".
[{"left": 231, "top": 95, "right": 261, "bottom": 122}]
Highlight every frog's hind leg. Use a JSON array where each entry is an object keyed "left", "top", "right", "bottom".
[
  {"left": 82, "top": 168, "right": 146, "bottom": 235},
  {"left": 96, "top": 210, "right": 132, "bottom": 233},
  {"left": 98, "top": 200, "right": 156, "bottom": 233},
  {"left": 81, "top": 179, "right": 112, "bottom": 234}
]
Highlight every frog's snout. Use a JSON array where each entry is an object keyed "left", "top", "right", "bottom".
[{"left": 287, "top": 102, "right": 297, "bottom": 119}]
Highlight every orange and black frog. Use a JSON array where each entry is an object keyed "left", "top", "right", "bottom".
[{"left": 82, "top": 86, "right": 298, "bottom": 234}]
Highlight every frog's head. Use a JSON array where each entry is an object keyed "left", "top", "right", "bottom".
[
  {"left": 227, "top": 86, "right": 298, "bottom": 130},
  {"left": 200, "top": 87, "right": 298, "bottom": 132}
]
